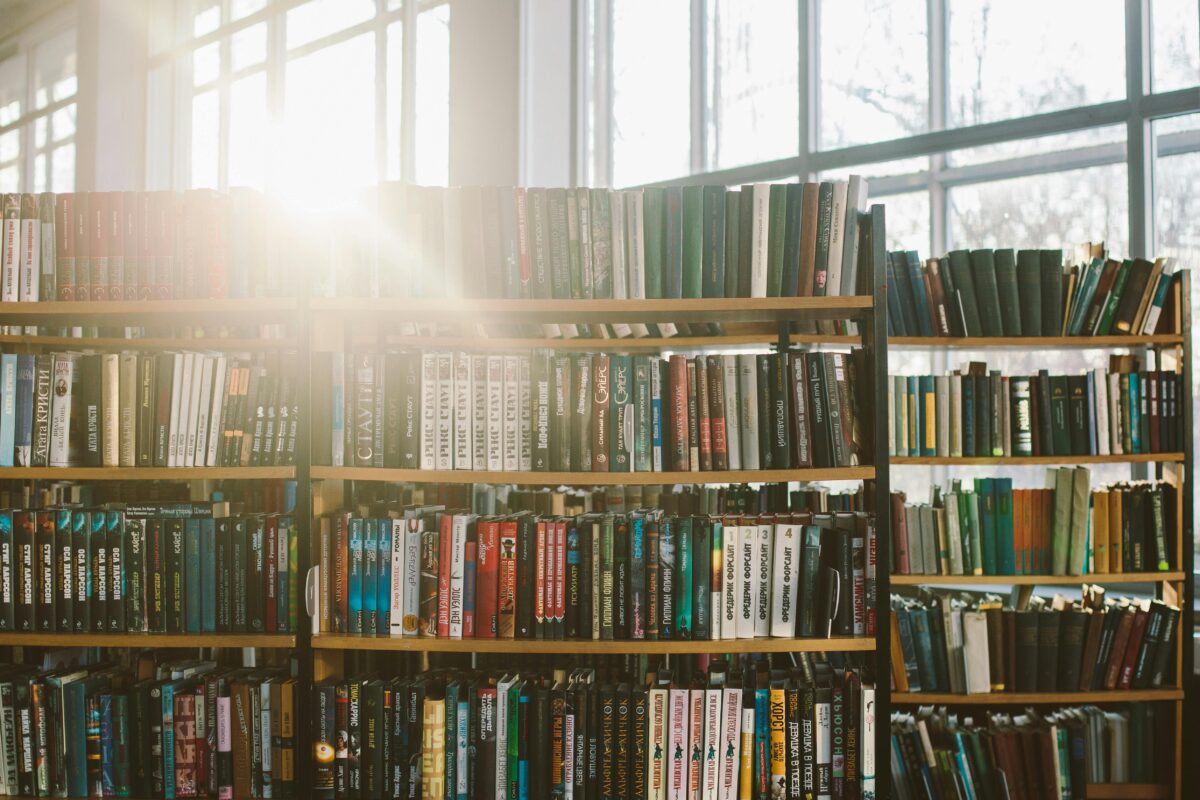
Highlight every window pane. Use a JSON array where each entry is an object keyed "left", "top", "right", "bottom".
[
  {"left": 1154, "top": 114, "right": 1200, "bottom": 266},
  {"left": 50, "top": 141, "right": 73, "bottom": 192},
  {"left": 1151, "top": 0, "right": 1200, "bottom": 92},
  {"left": 32, "top": 27, "right": 76, "bottom": 110},
  {"left": 386, "top": 20, "right": 403, "bottom": 182},
  {"left": 51, "top": 105, "right": 74, "bottom": 142},
  {"left": 193, "top": 1, "right": 221, "bottom": 38},
  {"left": 819, "top": 0, "right": 927, "bottom": 149},
  {"left": 947, "top": 0, "right": 1124, "bottom": 128},
  {"left": 231, "top": 0, "right": 267, "bottom": 21},
  {"left": 283, "top": 32, "right": 376, "bottom": 196},
  {"left": 948, "top": 164, "right": 1129, "bottom": 254},
  {"left": 705, "top": 0, "right": 797, "bottom": 170},
  {"left": 0, "top": 164, "right": 17, "bottom": 193},
  {"left": 611, "top": 0, "right": 690, "bottom": 186},
  {"left": 232, "top": 22, "right": 268, "bottom": 71},
  {"left": 191, "top": 89, "right": 219, "bottom": 189},
  {"left": 0, "top": 54, "right": 25, "bottom": 126},
  {"left": 34, "top": 153, "right": 46, "bottom": 192},
  {"left": 879, "top": 190, "right": 931, "bottom": 255},
  {"left": 415, "top": 6, "right": 450, "bottom": 186},
  {"left": 0, "top": 130, "right": 19, "bottom": 164},
  {"left": 145, "top": 64, "right": 173, "bottom": 190},
  {"left": 229, "top": 72, "right": 268, "bottom": 190},
  {"left": 35, "top": 117, "right": 47, "bottom": 149},
  {"left": 948, "top": 125, "right": 1126, "bottom": 167},
  {"left": 193, "top": 41, "right": 220, "bottom": 86},
  {"left": 287, "top": 0, "right": 376, "bottom": 50}
]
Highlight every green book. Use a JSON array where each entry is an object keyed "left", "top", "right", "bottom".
[
  {"left": 766, "top": 185, "right": 786, "bottom": 297},
  {"left": 1095, "top": 259, "right": 1132, "bottom": 336},
  {"left": 963, "top": 489, "right": 983, "bottom": 575},
  {"left": 681, "top": 186, "right": 704, "bottom": 298},
  {"left": 781, "top": 183, "right": 803, "bottom": 297},
  {"left": 642, "top": 188, "right": 665, "bottom": 299},
  {"left": 547, "top": 188, "right": 571, "bottom": 299},
  {"left": 723, "top": 191, "right": 740, "bottom": 299},
  {"left": 995, "top": 478, "right": 1015, "bottom": 574},
  {"left": 736, "top": 185, "right": 754, "bottom": 299},
  {"left": 1015, "top": 250, "right": 1042, "bottom": 336},
  {"left": 1048, "top": 375, "right": 1071, "bottom": 456},
  {"left": 968, "top": 249, "right": 1004, "bottom": 336},
  {"left": 946, "top": 250, "right": 983, "bottom": 337},
  {"left": 1051, "top": 467, "right": 1073, "bottom": 575},
  {"left": 701, "top": 186, "right": 726, "bottom": 298},
  {"left": 1040, "top": 250, "right": 1064, "bottom": 336},
  {"left": 674, "top": 517, "right": 693, "bottom": 637},
  {"left": 993, "top": 249, "right": 1021, "bottom": 336},
  {"left": 1066, "top": 258, "right": 1104, "bottom": 336},
  {"left": 663, "top": 187, "right": 683, "bottom": 299},
  {"left": 589, "top": 188, "right": 612, "bottom": 299},
  {"left": 979, "top": 478, "right": 998, "bottom": 575},
  {"left": 633, "top": 356, "right": 652, "bottom": 472}
]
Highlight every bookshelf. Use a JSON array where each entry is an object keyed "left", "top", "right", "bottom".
[
  {"left": 888, "top": 273, "right": 1194, "bottom": 800},
  {"left": 309, "top": 634, "right": 877, "bottom": 655}
]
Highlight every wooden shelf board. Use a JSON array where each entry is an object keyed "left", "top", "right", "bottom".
[
  {"left": 889, "top": 571, "right": 1185, "bottom": 586},
  {"left": 311, "top": 634, "right": 875, "bottom": 654},
  {"left": 892, "top": 453, "right": 1183, "bottom": 466},
  {"left": 0, "top": 335, "right": 297, "bottom": 350},
  {"left": 0, "top": 298, "right": 297, "bottom": 323},
  {"left": 1086, "top": 783, "right": 1171, "bottom": 799},
  {"left": 890, "top": 335, "right": 1184, "bottom": 349},
  {"left": 337, "top": 333, "right": 860, "bottom": 351},
  {"left": 310, "top": 296, "right": 874, "bottom": 324},
  {"left": 0, "top": 632, "right": 296, "bottom": 648},
  {"left": 310, "top": 466, "right": 875, "bottom": 485},
  {"left": 891, "top": 689, "right": 1182, "bottom": 704},
  {"left": 0, "top": 466, "right": 295, "bottom": 480}
]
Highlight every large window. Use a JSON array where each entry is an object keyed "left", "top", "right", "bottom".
[
  {"left": 146, "top": 0, "right": 450, "bottom": 195},
  {"left": 0, "top": 19, "right": 77, "bottom": 193}
]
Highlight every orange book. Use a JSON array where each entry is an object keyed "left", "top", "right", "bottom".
[
  {"left": 1092, "top": 492, "right": 1110, "bottom": 573},
  {"left": 1109, "top": 491, "right": 1123, "bottom": 573}
]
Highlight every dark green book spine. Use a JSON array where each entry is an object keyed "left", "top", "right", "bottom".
[
  {"left": 766, "top": 184, "right": 786, "bottom": 297},
  {"left": 1049, "top": 375, "right": 1071, "bottom": 456},
  {"left": 1015, "top": 250, "right": 1043, "bottom": 336},
  {"left": 969, "top": 249, "right": 1005, "bottom": 337},
  {"left": 589, "top": 188, "right": 612, "bottom": 299},
  {"left": 781, "top": 183, "right": 803, "bottom": 297},
  {"left": 1040, "top": 250, "right": 1064, "bottom": 336},
  {"left": 947, "top": 250, "right": 983, "bottom": 337},
  {"left": 681, "top": 186, "right": 703, "bottom": 298},
  {"left": 643, "top": 188, "right": 665, "bottom": 299},
  {"left": 994, "top": 248, "right": 1021, "bottom": 336},
  {"left": 736, "top": 185, "right": 754, "bottom": 299},
  {"left": 723, "top": 191, "right": 740, "bottom": 299},
  {"left": 701, "top": 186, "right": 726, "bottom": 298},
  {"left": 663, "top": 187, "right": 683, "bottom": 299},
  {"left": 547, "top": 189, "right": 571, "bottom": 299},
  {"left": 674, "top": 517, "right": 692, "bottom": 638},
  {"left": 812, "top": 182, "right": 833, "bottom": 296},
  {"left": 690, "top": 519, "right": 711, "bottom": 640}
]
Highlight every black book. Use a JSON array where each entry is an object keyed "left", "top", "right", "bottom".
[
  {"left": 1067, "top": 375, "right": 1089, "bottom": 455},
  {"left": 397, "top": 351, "right": 420, "bottom": 469},
  {"left": 1040, "top": 250, "right": 1064, "bottom": 336},
  {"left": 572, "top": 354, "right": 593, "bottom": 472},
  {"left": 105, "top": 511, "right": 124, "bottom": 632},
  {"left": 34, "top": 512, "right": 55, "bottom": 633},
  {"left": 71, "top": 510, "right": 89, "bottom": 633},
  {"left": 614, "top": 685, "right": 631, "bottom": 799},
  {"left": 805, "top": 353, "right": 832, "bottom": 469},
  {"left": 77, "top": 354, "right": 102, "bottom": 467},
  {"left": 152, "top": 353, "right": 173, "bottom": 467},
  {"left": 1057, "top": 609, "right": 1089, "bottom": 692},
  {"left": 12, "top": 513, "right": 34, "bottom": 633},
  {"left": 214, "top": 518, "right": 231, "bottom": 632},
  {"left": 529, "top": 684, "right": 551, "bottom": 800},
  {"left": 691, "top": 517, "right": 711, "bottom": 640},
  {"left": 361, "top": 679, "right": 383, "bottom": 800},
  {"left": 532, "top": 350, "right": 552, "bottom": 471},
  {"left": 164, "top": 518, "right": 184, "bottom": 633},
  {"left": 89, "top": 510, "right": 107, "bottom": 633},
  {"left": 768, "top": 353, "right": 791, "bottom": 470},
  {"left": 552, "top": 354, "right": 572, "bottom": 472},
  {"left": 346, "top": 680, "right": 362, "bottom": 797},
  {"left": 474, "top": 686, "right": 497, "bottom": 799},
  {"left": 230, "top": 517, "right": 248, "bottom": 633},
  {"left": 613, "top": 516, "right": 629, "bottom": 640},
  {"left": 246, "top": 515, "right": 265, "bottom": 632},
  {"left": 630, "top": 687, "right": 648, "bottom": 800},
  {"left": 1015, "top": 250, "right": 1043, "bottom": 336},
  {"left": 598, "top": 685, "right": 616, "bottom": 798},
  {"left": 54, "top": 510, "right": 73, "bottom": 632},
  {"left": 313, "top": 684, "right": 336, "bottom": 800},
  {"left": 515, "top": 516, "right": 536, "bottom": 638},
  {"left": 755, "top": 355, "right": 772, "bottom": 468},
  {"left": 1035, "top": 611, "right": 1061, "bottom": 692},
  {"left": 969, "top": 249, "right": 1005, "bottom": 337},
  {"left": 785, "top": 680, "right": 802, "bottom": 798}
]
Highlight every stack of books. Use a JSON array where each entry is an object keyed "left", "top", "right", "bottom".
[
  {"left": 0, "top": 501, "right": 299, "bottom": 635},
  {"left": 888, "top": 361, "right": 1184, "bottom": 458},
  {"left": 885, "top": 247, "right": 1178, "bottom": 338},
  {"left": 891, "top": 473, "right": 1175, "bottom": 577},
  {"left": 891, "top": 703, "right": 1166, "bottom": 798},
  {"left": 0, "top": 350, "right": 300, "bottom": 468},
  {"left": 316, "top": 349, "right": 865, "bottom": 472},
  {"left": 891, "top": 586, "right": 1179, "bottom": 695},
  {"left": 313, "top": 656, "right": 876, "bottom": 800},
  {"left": 316, "top": 507, "right": 877, "bottom": 641}
]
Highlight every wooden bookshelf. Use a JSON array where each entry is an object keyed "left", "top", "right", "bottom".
[
  {"left": 309, "top": 465, "right": 874, "bottom": 485},
  {"left": 310, "top": 634, "right": 876, "bottom": 655},
  {"left": 0, "top": 334, "right": 297, "bottom": 350},
  {"left": 0, "top": 632, "right": 296, "bottom": 648},
  {"left": 0, "top": 298, "right": 297, "bottom": 324},
  {"left": 890, "top": 335, "right": 1184, "bottom": 348},
  {"left": 891, "top": 689, "right": 1183, "bottom": 704},
  {"left": 339, "top": 333, "right": 860, "bottom": 352},
  {"left": 892, "top": 453, "right": 1183, "bottom": 466},
  {"left": 0, "top": 466, "right": 295, "bottom": 480},
  {"left": 1086, "top": 784, "right": 1172, "bottom": 799},
  {"left": 889, "top": 571, "right": 1185, "bottom": 586}
]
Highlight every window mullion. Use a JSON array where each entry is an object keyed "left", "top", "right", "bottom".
[
  {"left": 799, "top": 0, "right": 815, "bottom": 180},
  {"left": 1126, "top": 0, "right": 1152, "bottom": 256},
  {"left": 928, "top": 0, "right": 947, "bottom": 256},
  {"left": 401, "top": 0, "right": 418, "bottom": 183},
  {"left": 689, "top": 0, "right": 705, "bottom": 176}
]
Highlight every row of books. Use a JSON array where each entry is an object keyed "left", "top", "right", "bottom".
[
  {"left": 885, "top": 246, "right": 1177, "bottom": 338},
  {"left": 890, "top": 586, "right": 1179, "bottom": 695},
  {"left": 0, "top": 350, "right": 300, "bottom": 469},
  {"left": 0, "top": 660, "right": 295, "bottom": 799},
  {"left": 316, "top": 349, "right": 864, "bottom": 473},
  {"left": 322, "top": 180, "right": 872, "bottom": 302},
  {"left": 888, "top": 363, "right": 1185, "bottom": 458},
  {"left": 313, "top": 657, "right": 877, "bottom": 800},
  {"left": 316, "top": 507, "right": 877, "bottom": 641},
  {"left": 891, "top": 472, "right": 1176, "bottom": 577},
  {"left": 891, "top": 703, "right": 1165, "bottom": 799},
  {"left": 0, "top": 502, "right": 299, "bottom": 635},
  {"left": 0, "top": 190, "right": 276, "bottom": 303}
]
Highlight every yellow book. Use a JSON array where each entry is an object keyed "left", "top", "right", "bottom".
[
  {"left": 1092, "top": 491, "right": 1109, "bottom": 573},
  {"left": 1109, "top": 491, "right": 1123, "bottom": 573},
  {"left": 768, "top": 683, "right": 786, "bottom": 797},
  {"left": 422, "top": 695, "right": 445, "bottom": 800}
]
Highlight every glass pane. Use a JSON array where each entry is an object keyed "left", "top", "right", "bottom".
[
  {"left": 611, "top": 0, "right": 690, "bottom": 186},
  {"left": 287, "top": 0, "right": 376, "bottom": 50},
  {"left": 0, "top": 130, "right": 19, "bottom": 164},
  {"left": 705, "top": 0, "right": 797, "bottom": 170},
  {"left": 1154, "top": 115, "right": 1200, "bottom": 265},
  {"left": 51, "top": 105, "right": 75, "bottom": 142},
  {"left": 34, "top": 153, "right": 46, "bottom": 192},
  {"left": 948, "top": 0, "right": 1124, "bottom": 127},
  {"left": 50, "top": 142, "right": 73, "bottom": 192},
  {"left": 0, "top": 163, "right": 18, "bottom": 193},
  {"left": 232, "top": 22, "right": 268, "bottom": 71},
  {"left": 33, "top": 27, "right": 77, "bottom": 110},
  {"left": 147, "top": 0, "right": 178, "bottom": 56},
  {"left": 229, "top": 72, "right": 268, "bottom": 190},
  {"left": 231, "top": 0, "right": 267, "bottom": 20},
  {"left": 192, "top": 1, "right": 221, "bottom": 38},
  {"left": 191, "top": 89, "right": 219, "bottom": 189},
  {"left": 948, "top": 125, "right": 1126, "bottom": 167},
  {"left": 283, "top": 32, "right": 376, "bottom": 197},
  {"left": 948, "top": 164, "right": 1129, "bottom": 255},
  {"left": 415, "top": 6, "right": 450, "bottom": 186},
  {"left": 1151, "top": 0, "right": 1200, "bottom": 92},
  {"left": 0, "top": 54, "right": 26, "bottom": 126},
  {"left": 819, "top": 0, "right": 927, "bottom": 149},
  {"left": 386, "top": 20, "right": 403, "bottom": 182},
  {"left": 879, "top": 190, "right": 931, "bottom": 255},
  {"left": 35, "top": 117, "right": 47, "bottom": 149},
  {"left": 145, "top": 64, "right": 174, "bottom": 190},
  {"left": 193, "top": 41, "right": 221, "bottom": 86},
  {"left": 821, "top": 156, "right": 930, "bottom": 183}
]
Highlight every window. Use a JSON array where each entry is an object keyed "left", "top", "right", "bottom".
[
  {"left": 0, "top": 19, "right": 77, "bottom": 193},
  {"left": 146, "top": 0, "right": 450, "bottom": 194}
]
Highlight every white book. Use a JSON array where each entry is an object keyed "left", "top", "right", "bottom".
[
  {"left": 1094, "top": 367, "right": 1110, "bottom": 455},
  {"left": 100, "top": 354, "right": 120, "bottom": 467},
  {"left": 443, "top": 187, "right": 463, "bottom": 297},
  {"left": 650, "top": 357, "right": 664, "bottom": 472},
  {"left": 824, "top": 181, "right": 848, "bottom": 298},
  {"left": 815, "top": 696, "right": 832, "bottom": 796},
  {"left": 452, "top": 352, "right": 473, "bottom": 470},
  {"left": 485, "top": 356, "right": 505, "bottom": 471},
  {"left": 502, "top": 355, "right": 520, "bottom": 472},
  {"left": 625, "top": 189, "right": 651, "bottom": 338},
  {"left": 749, "top": 184, "right": 770, "bottom": 297},
  {"left": 1108, "top": 373, "right": 1123, "bottom": 454},
  {"left": 667, "top": 688, "right": 690, "bottom": 800},
  {"left": 258, "top": 678, "right": 272, "bottom": 787},
  {"left": 949, "top": 373, "right": 963, "bottom": 457},
  {"left": 610, "top": 191, "right": 628, "bottom": 300},
  {"left": 754, "top": 522, "right": 771, "bottom": 637},
  {"left": 205, "top": 356, "right": 228, "bottom": 467},
  {"left": 722, "top": 356, "right": 740, "bottom": 470},
  {"left": 495, "top": 674, "right": 514, "bottom": 794},
  {"left": 1141, "top": 259, "right": 1172, "bottom": 334},
  {"left": 48, "top": 354, "right": 74, "bottom": 467},
  {"left": 191, "top": 355, "right": 214, "bottom": 468},
  {"left": 435, "top": 352, "right": 454, "bottom": 470},
  {"left": 961, "top": 610, "right": 992, "bottom": 693},
  {"left": 184, "top": 353, "right": 205, "bottom": 467},
  {"left": 168, "top": 353, "right": 187, "bottom": 467},
  {"left": 471, "top": 354, "right": 488, "bottom": 470},
  {"left": 518, "top": 355, "right": 532, "bottom": 471},
  {"left": 769, "top": 523, "right": 799, "bottom": 637},
  {"left": 688, "top": 688, "right": 705, "bottom": 800},
  {"left": 737, "top": 521, "right": 756, "bottom": 639},
  {"left": 18, "top": 204, "right": 38, "bottom": 302},
  {"left": 935, "top": 375, "right": 950, "bottom": 456},
  {"left": 718, "top": 687, "right": 741, "bottom": 800},
  {"left": 736, "top": 355, "right": 759, "bottom": 470},
  {"left": 861, "top": 684, "right": 876, "bottom": 797},
  {"left": 721, "top": 523, "right": 738, "bottom": 640},
  {"left": 419, "top": 352, "right": 438, "bottom": 470},
  {"left": 331, "top": 351, "right": 345, "bottom": 467},
  {"left": 946, "top": 493, "right": 964, "bottom": 575},
  {"left": 648, "top": 687, "right": 668, "bottom": 800},
  {"left": 448, "top": 516, "right": 467, "bottom": 638},
  {"left": 564, "top": 705, "right": 576, "bottom": 800},
  {"left": 1, "top": 197, "right": 17, "bottom": 302},
  {"left": 389, "top": 518, "right": 406, "bottom": 635},
  {"left": 701, "top": 687, "right": 721, "bottom": 800},
  {"left": 401, "top": 524, "right": 421, "bottom": 635},
  {"left": 839, "top": 175, "right": 869, "bottom": 298}
]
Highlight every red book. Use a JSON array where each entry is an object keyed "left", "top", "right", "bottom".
[
  {"left": 497, "top": 519, "right": 518, "bottom": 639},
  {"left": 693, "top": 357, "right": 712, "bottom": 470},
  {"left": 554, "top": 520, "right": 567, "bottom": 636},
  {"left": 475, "top": 518, "right": 500, "bottom": 638},
  {"left": 56, "top": 192, "right": 74, "bottom": 300},
  {"left": 332, "top": 513, "right": 349, "bottom": 633},
  {"left": 73, "top": 192, "right": 90, "bottom": 301},
  {"left": 208, "top": 192, "right": 228, "bottom": 299},
  {"left": 138, "top": 192, "right": 155, "bottom": 299},
  {"left": 264, "top": 516, "right": 278, "bottom": 634},
  {"left": 891, "top": 492, "right": 910, "bottom": 575},
  {"left": 514, "top": 188, "right": 530, "bottom": 295},
  {"left": 1118, "top": 602, "right": 1151, "bottom": 689},
  {"left": 437, "top": 513, "right": 453, "bottom": 638},
  {"left": 107, "top": 191, "right": 124, "bottom": 299},
  {"left": 156, "top": 190, "right": 176, "bottom": 299},
  {"left": 668, "top": 355, "right": 690, "bottom": 471},
  {"left": 90, "top": 191, "right": 108, "bottom": 301},
  {"left": 534, "top": 519, "right": 548, "bottom": 638},
  {"left": 591, "top": 355, "right": 611, "bottom": 471},
  {"left": 706, "top": 356, "right": 728, "bottom": 471}
]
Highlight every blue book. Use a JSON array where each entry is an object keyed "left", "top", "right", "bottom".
[
  {"left": 1128, "top": 373, "right": 1142, "bottom": 453},
  {"left": 978, "top": 478, "right": 998, "bottom": 575},
  {"left": 753, "top": 687, "right": 769, "bottom": 781},
  {"left": 184, "top": 519, "right": 202, "bottom": 632},
  {"left": 995, "top": 478, "right": 1016, "bottom": 575},
  {"left": 0, "top": 354, "right": 16, "bottom": 467},
  {"left": 904, "top": 250, "right": 935, "bottom": 336},
  {"left": 962, "top": 376, "right": 976, "bottom": 457},
  {"left": 462, "top": 525, "right": 476, "bottom": 638},
  {"left": 444, "top": 681, "right": 459, "bottom": 797},
  {"left": 908, "top": 607, "right": 938, "bottom": 692},
  {"left": 362, "top": 517, "right": 379, "bottom": 633},
  {"left": 99, "top": 694, "right": 115, "bottom": 797},
  {"left": 377, "top": 519, "right": 392, "bottom": 635},
  {"left": 1085, "top": 372, "right": 1098, "bottom": 455},
  {"left": 280, "top": 515, "right": 294, "bottom": 632},
  {"left": 161, "top": 681, "right": 178, "bottom": 799},
  {"left": 348, "top": 518, "right": 363, "bottom": 634},
  {"left": 200, "top": 518, "right": 216, "bottom": 632},
  {"left": 650, "top": 361, "right": 663, "bottom": 469},
  {"left": 658, "top": 517, "right": 674, "bottom": 640},
  {"left": 14, "top": 354, "right": 33, "bottom": 466}
]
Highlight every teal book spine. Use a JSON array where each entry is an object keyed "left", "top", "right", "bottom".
[
  {"left": 979, "top": 478, "right": 998, "bottom": 575},
  {"left": 100, "top": 693, "right": 114, "bottom": 798},
  {"left": 376, "top": 518, "right": 391, "bottom": 635},
  {"left": 996, "top": 478, "right": 1016, "bottom": 575},
  {"left": 946, "top": 250, "right": 982, "bottom": 337},
  {"left": 1128, "top": 373, "right": 1142, "bottom": 453},
  {"left": 184, "top": 519, "right": 201, "bottom": 632},
  {"left": 65, "top": 681, "right": 89, "bottom": 798},
  {"left": 969, "top": 249, "right": 1004, "bottom": 337},
  {"left": 200, "top": 518, "right": 216, "bottom": 632},
  {"left": 994, "top": 248, "right": 1021, "bottom": 335},
  {"left": 701, "top": 186, "right": 726, "bottom": 298},
  {"left": 904, "top": 251, "right": 934, "bottom": 337},
  {"left": 675, "top": 517, "right": 692, "bottom": 638},
  {"left": 161, "top": 683, "right": 176, "bottom": 800},
  {"left": 909, "top": 607, "right": 938, "bottom": 692},
  {"left": 348, "top": 517, "right": 363, "bottom": 634},
  {"left": 754, "top": 688, "right": 769, "bottom": 787},
  {"left": 363, "top": 516, "right": 379, "bottom": 633}
]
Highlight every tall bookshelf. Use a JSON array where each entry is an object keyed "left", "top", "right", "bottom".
[{"left": 887, "top": 276, "right": 1193, "bottom": 800}]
